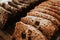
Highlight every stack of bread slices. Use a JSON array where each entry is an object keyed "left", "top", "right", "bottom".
[
  {"left": 13, "top": 0, "right": 60, "bottom": 40},
  {"left": 0, "top": 0, "right": 41, "bottom": 40}
]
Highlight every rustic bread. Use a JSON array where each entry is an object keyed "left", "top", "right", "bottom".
[
  {"left": 13, "top": 22, "right": 48, "bottom": 40},
  {"left": 33, "top": 6, "right": 60, "bottom": 21},
  {"left": 35, "top": 5, "right": 60, "bottom": 15},
  {"left": 21, "top": 16, "right": 58, "bottom": 39},
  {"left": 1, "top": 3, "right": 18, "bottom": 14},
  {"left": 27, "top": 11, "right": 60, "bottom": 26}
]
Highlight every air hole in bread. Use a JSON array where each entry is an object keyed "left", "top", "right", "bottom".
[
  {"left": 12, "top": 37, "right": 16, "bottom": 40},
  {"left": 21, "top": 31, "right": 26, "bottom": 39},
  {"left": 28, "top": 37, "right": 31, "bottom": 40},
  {"left": 35, "top": 21, "right": 40, "bottom": 26},
  {"left": 28, "top": 30, "right": 32, "bottom": 40}
]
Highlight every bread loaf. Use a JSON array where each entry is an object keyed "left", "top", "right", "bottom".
[{"left": 21, "top": 16, "right": 58, "bottom": 39}]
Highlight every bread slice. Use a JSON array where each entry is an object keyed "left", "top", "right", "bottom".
[
  {"left": 46, "top": 1, "right": 60, "bottom": 11},
  {"left": 12, "top": 0, "right": 29, "bottom": 6},
  {"left": 0, "top": 3, "right": 18, "bottom": 14},
  {"left": 33, "top": 7, "right": 60, "bottom": 20},
  {"left": 35, "top": 5, "right": 60, "bottom": 15},
  {"left": 12, "top": 0, "right": 22, "bottom": 5},
  {"left": 21, "top": 16, "right": 58, "bottom": 39},
  {"left": 27, "top": 10, "right": 60, "bottom": 26},
  {"left": 13, "top": 22, "right": 48, "bottom": 40},
  {"left": 45, "top": 0, "right": 60, "bottom": 6},
  {"left": 0, "top": 7, "right": 11, "bottom": 29},
  {"left": 8, "top": 1, "right": 24, "bottom": 9}
]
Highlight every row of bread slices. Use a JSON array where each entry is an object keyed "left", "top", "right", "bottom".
[
  {"left": 0, "top": 0, "right": 39, "bottom": 29},
  {"left": 0, "top": 0, "right": 39, "bottom": 14},
  {"left": 12, "top": 0, "right": 60, "bottom": 40}
]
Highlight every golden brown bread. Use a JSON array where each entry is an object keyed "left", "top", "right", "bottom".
[
  {"left": 0, "top": 3, "right": 18, "bottom": 13},
  {"left": 21, "top": 16, "right": 58, "bottom": 39},
  {"left": 0, "top": 0, "right": 60, "bottom": 40},
  {"left": 20, "top": 0, "right": 60, "bottom": 39},
  {"left": 33, "top": 5, "right": 60, "bottom": 21},
  {"left": 13, "top": 22, "right": 48, "bottom": 40},
  {"left": 27, "top": 10, "right": 60, "bottom": 26},
  {"left": 35, "top": 5, "right": 60, "bottom": 15}
]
